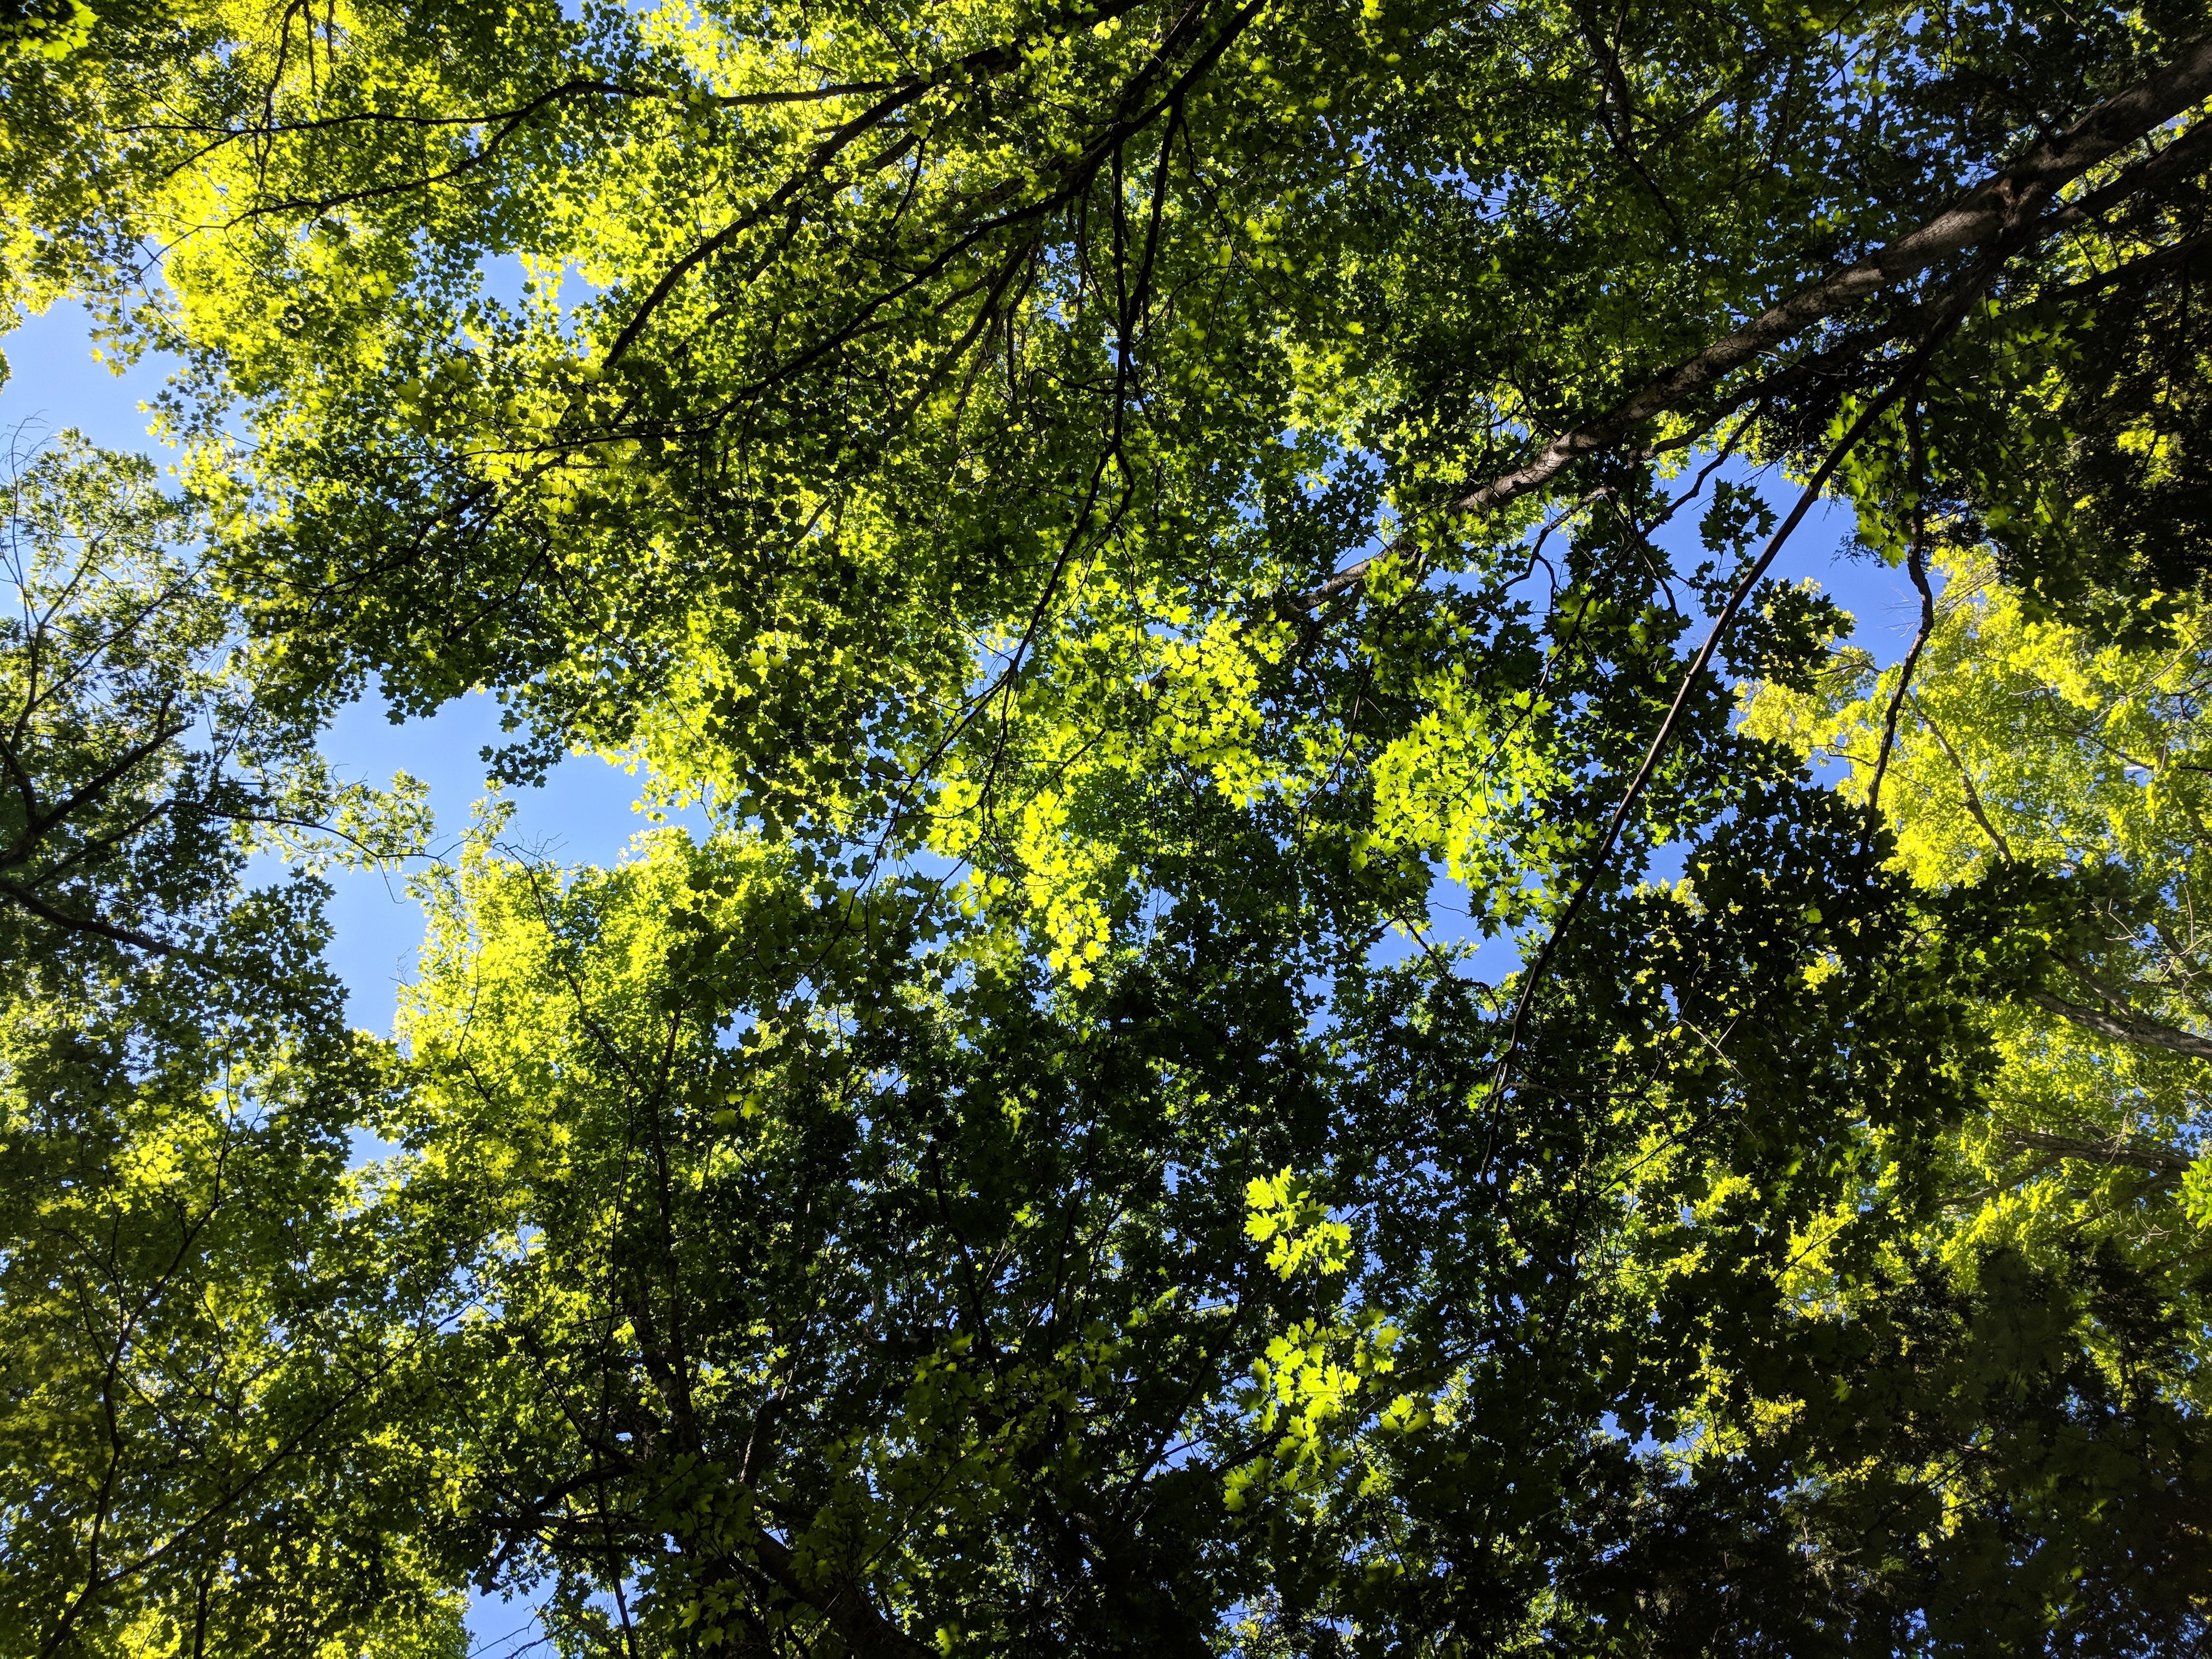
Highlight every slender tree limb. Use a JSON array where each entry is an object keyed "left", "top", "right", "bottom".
[
  {"left": 1862, "top": 397, "right": 1935, "bottom": 848},
  {"left": 2004, "top": 1127, "right": 2193, "bottom": 1176},
  {"left": 595, "top": 71, "right": 961, "bottom": 369},
  {"left": 0, "top": 876, "right": 181, "bottom": 954},
  {"left": 697, "top": 2, "right": 1252, "bottom": 418},
  {"left": 1913, "top": 697, "right": 2015, "bottom": 860},
  {"left": 602, "top": 1, "right": 1251, "bottom": 376},
  {"left": 212, "top": 80, "right": 654, "bottom": 227},
  {"left": 1490, "top": 364, "right": 1934, "bottom": 1097},
  {"left": 2026, "top": 989, "right": 2212, "bottom": 1060},
  {"left": 2043, "top": 226, "right": 2212, "bottom": 305},
  {"left": 2038, "top": 111, "right": 2212, "bottom": 237},
  {"left": 0, "top": 715, "right": 187, "bottom": 871}
]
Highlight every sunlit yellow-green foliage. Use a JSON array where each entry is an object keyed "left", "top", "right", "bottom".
[
  {"left": 1747, "top": 551, "right": 2212, "bottom": 1297},
  {"left": 1229, "top": 1168, "right": 1424, "bottom": 1516},
  {"left": 0, "top": 956, "right": 472, "bottom": 1659},
  {"left": 1746, "top": 552, "right": 2212, "bottom": 888}
]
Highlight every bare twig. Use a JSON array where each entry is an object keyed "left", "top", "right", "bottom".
[
  {"left": 1862, "top": 396, "right": 1936, "bottom": 846},
  {"left": 1489, "top": 373, "right": 1921, "bottom": 1097}
]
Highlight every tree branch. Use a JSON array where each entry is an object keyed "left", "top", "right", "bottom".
[
  {"left": 1458, "top": 33, "right": 2212, "bottom": 519},
  {"left": 0, "top": 876, "right": 181, "bottom": 955},
  {"left": 1281, "top": 41, "right": 2212, "bottom": 621},
  {"left": 2026, "top": 988, "right": 2212, "bottom": 1061},
  {"left": 1490, "top": 369, "right": 1923, "bottom": 1097},
  {"left": 2004, "top": 1127, "right": 2193, "bottom": 1176},
  {"left": 0, "top": 716, "right": 189, "bottom": 872},
  {"left": 1913, "top": 698, "right": 2015, "bottom": 860},
  {"left": 2040, "top": 226, "right": 2212, "bottom": 305},
  {"left": 1862, "top": 398, "right": 1934, "bottom": 846}
]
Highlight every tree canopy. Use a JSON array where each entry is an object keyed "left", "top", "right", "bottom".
[{"left": 4, "top": 0, "right": 2212, "bottom": 1653}]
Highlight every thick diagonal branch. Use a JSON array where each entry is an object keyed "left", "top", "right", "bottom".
[
  {"left": 1287, "top": 36, "right": 2212, "bottom": 616},
  {"left": 1459, "top": 33, "right": 2212, "bottom": 517},
  {"left": 2005, "top": 1128, "right": 2192, "bottom": 1176},
  {"left": 2026, "top": 989, "right": 2212, "bottom": 1060}
]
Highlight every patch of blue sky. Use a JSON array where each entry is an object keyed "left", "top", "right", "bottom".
[
  {"left": 3, "top": 301, "right": 705, "bottom": 1046},
  {"left": 319, "top": 689, "right": 708, "bottom": 1035},
  {"left": 473, "top": 250, "right": 610, "bottom": 345},
  {"left": 465, "top": 1584, "right": 554, "bottom": 1657},
  {"left": 2, "top": 299, "right": 174, "bottom": 456},
  {"left": 1363, "top": 442, "right": 1899, "bottom": 979}
]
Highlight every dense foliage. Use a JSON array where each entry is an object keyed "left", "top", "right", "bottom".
[{"left": 4, "top": 0, "right": 2212, "bottom": 1653}]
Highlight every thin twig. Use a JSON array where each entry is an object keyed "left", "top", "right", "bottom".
[
  {"left": 1489, "top": 375, "right": 1916, "bottom": 1098},
  {"left": 1862, "top": 395, "right": 1935, "bottom": 849}
]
